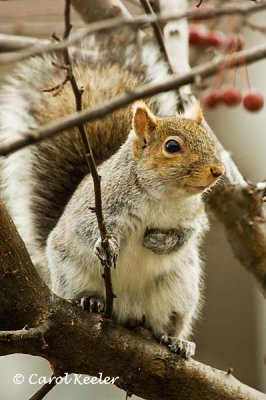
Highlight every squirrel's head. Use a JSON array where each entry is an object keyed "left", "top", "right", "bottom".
[{"left": 130, "top": 100, "right": 225, "bottom": 195}]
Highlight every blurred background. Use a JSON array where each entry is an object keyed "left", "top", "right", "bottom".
[{"left": 0, "top": 1, "right": 265, "bottom": 399}]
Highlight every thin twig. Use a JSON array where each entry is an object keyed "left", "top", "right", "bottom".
[
  {"left": 139, "top": 0, "right": 183, "bottom": 110},
  {"left": 61, "top": 0, "right": 115, "bottom": 318},
  {"left": 1, "top": 2, "right": 266, "bottom": 66},
  {"left": 1, "top": 41, "right": 266, "bottom": 157},
  {"left": 245, "top": 18, "right": 266, "bottom": 34},
  {"left": 28, "top": 374, "right": 59, "bottom": 400},
  {"left": 0, "top": 33, "right": 48, "bottom": 52},
  {"left": 41, "top": 72, "right": 70, "bottom": 97},
  {"left": 139, "top": 0, "right": 167, "bottom": 59},
  {"left": 0, "top": 322, "right": 50, "bottom": 342},
  {"left": 196, "top": 0, "right": 203, "bottom": 8}
]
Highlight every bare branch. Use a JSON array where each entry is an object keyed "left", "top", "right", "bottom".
[
  {"left": 245, "top": 18, "right": 266, "bottom": 34},
  {"left": 1, "top": 2, "right": 266, "bottom": 66},
  {"left": 28, "top": 375, "right": 59, "bottom": 400},
  {"left": 0, "top": 322, "right": 50, "bottom": 342},
  {"left": 196, "top": 0, "right": 203, "bottom": 8},
  {"left": 139, "top": 0, "right": 167, "bottom": 58},
  {"left": 0, "top": 33, "right": 47, "bottom": 52},
  {"left": 59, "top": 0, "right": 115, "bottom": 318},
  {"left": 139, "top": 0, "right": 184, "bottom": 109},
  {"left": 1, "top": 42, "right": 266, "bottom": 157}
]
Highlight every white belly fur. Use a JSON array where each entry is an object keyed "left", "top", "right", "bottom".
[{"left": 112, "top": 227, "right": 202, "bottom": 336}]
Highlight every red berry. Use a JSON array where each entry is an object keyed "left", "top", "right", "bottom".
[
  {"left": 189, "top": 25, "right": 225, "bottom": 48},
  {"left": 242, "top": 90, "right": 264, "bottom": 112},
  {"left": 220, "top": 85, "right": 242, "bottom": 106},
  {"left": 189, "top": 24, "right": 208, "bottom": 46},
  {"left": 225, "top": 35, "right": 244, "bottom": 52},
  {"left": 204, "top": 31, "right": 226, "bottom": 48},
  {"left": 200, "top": 89, "right": 222, "bottom": 108}
]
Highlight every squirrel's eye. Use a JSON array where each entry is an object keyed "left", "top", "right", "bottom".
[{"left": 164, "top": 139, "right": 181, "bottom": 153}]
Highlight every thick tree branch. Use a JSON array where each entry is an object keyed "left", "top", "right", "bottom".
[
  {"left": 1, "top": 2, "right": 266, "bottom": 66},
  {"left": 0, "top": 199, "right": 264, "bottom": 400},
  {"left": 0, "top": 202, "right": 50, "bottom": 331},
  {"left": 207, "top": 182, "right": 266, "bottom": 296}
]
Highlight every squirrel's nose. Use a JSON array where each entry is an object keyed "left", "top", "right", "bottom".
[{"left": 210, "top": 165, "right": 225, "bottom": 178}]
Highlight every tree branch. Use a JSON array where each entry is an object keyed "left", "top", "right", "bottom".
[
  {"left": 0, "top": 323, "right": 50, "bottom": 342},
  {"left": 1, "top": 42, "right": 266, "bottom": 157},
  {"left": 139, "top": 0, "right": 168, "bottom": 58},
  {"left": 0, "top": 199, "right": 264, "bottom": 400},
  {"left": 60, "top": 0, "right": 115, "bottom": 317},
  {"left": 207, "top": 181, "right": 266, "bottom": 296},
  {"left": 0, "top": 33, "right": 47, "bottom": 52},
  {"left": 139, "top": 0, "right": 184, "bottom": 110},
  {"left": 28, "top": 375, "right": 59, "bottom": 400},
  {"left": 1, "top": 1, "right": 266, "bottom": 66}
]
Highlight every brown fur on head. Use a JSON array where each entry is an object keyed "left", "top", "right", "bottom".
[{"left": 131, "top": 101, "right": 225, "bottom": 194}]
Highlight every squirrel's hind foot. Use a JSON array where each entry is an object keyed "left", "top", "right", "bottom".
[
  {"left": 79, "top": 294, "right": 105, "bottom": 313},
  {"left": 161, "top": 335, "right": 196, "bottom": 359}
]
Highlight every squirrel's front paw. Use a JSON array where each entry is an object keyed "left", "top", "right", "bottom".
[
  {"left": 79, "top": 295, "right": 105, "bottom": 313},
  {"left": 94, "top": 237, "right": 118, "bottom": 267},
  {"left": 161, "top": 335, "right": 196, "bottom": 359}
]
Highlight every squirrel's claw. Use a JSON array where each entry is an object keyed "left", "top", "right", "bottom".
[
  {"left": 94, "top": 237, "right": 118, "bottom": 267},
  {"left": 79, "top": 295, "right": 105, "bottom": 313},
  {"left": 161, "top": 335, "right": 196, "bottom": 359}
]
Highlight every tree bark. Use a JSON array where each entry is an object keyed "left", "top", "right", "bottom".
[{"left": 0, "top": 199, "right": 264, "bottom": 400}]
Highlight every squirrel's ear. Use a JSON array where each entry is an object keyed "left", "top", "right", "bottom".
[
  {"left": 182, "top": 101, "right": 203, "bottom": 125},
  {"left": 132, "top": 101, "right": 157, "bottom": 138}
]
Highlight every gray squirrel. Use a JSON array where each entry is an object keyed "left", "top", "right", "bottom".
[{"left": 0, "top": 39, "right": 224, "bottom": 358}]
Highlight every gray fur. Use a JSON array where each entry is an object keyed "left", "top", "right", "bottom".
[
  {"left": 0, "top": 38, "right": 223, "bottom": 358},
  {"left": 46, "top": 137, "right": 209, "bottom": 342}
]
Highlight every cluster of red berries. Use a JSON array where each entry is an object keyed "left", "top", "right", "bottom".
[
  {"left": 189, "top": 24, "right": 244, "bottom": 52},
  {"left": 189, "top": 5, "right": 265, "bottom": 112},
  {"left": 200, "top": 86, "right": 264, "bottom": 112}
]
